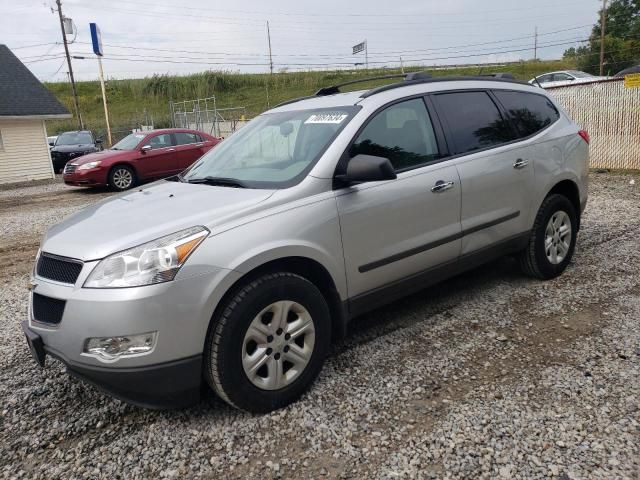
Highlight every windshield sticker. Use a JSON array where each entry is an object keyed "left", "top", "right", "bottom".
[{"left": 304, "top": 113, "right": 348, "bottom": 124}]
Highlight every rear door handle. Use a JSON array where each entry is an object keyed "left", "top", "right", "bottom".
[
  {"left": 431, "top": 180, "right": 455, "bottom": 193},
  {"left": 513, "top": 158, "right": 529, "bottom": 169},
  {"left": 168, "top": 148, "right": 176, "bottom": 152}
]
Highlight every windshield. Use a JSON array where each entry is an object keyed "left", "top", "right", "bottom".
[
  {"left": 55, "top": 132, "right": 93, "bottom": 145},
  {"left": 111, "top": 133, "right": 146, "bottom": 150},
  {"left": 568, "top": 71, "right": 593, "bottom": 78},
  {"left": 182, "top": 107, "right": 359, "bottom": 188}
]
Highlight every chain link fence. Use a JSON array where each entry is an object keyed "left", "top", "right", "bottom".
[
  {"left": 548, "top": 78, "right": 640, "bottom": 170},
  {"left": 169, "top": 96, "right": 248, "bottom": 138}
]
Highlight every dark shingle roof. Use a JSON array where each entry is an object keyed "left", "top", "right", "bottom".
[{"left": 0, "top": 44, "right": 70, "bottom": 117}]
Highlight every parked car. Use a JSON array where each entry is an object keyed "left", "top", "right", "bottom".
[
  {"left": 614, "top": 65, "right": 640, "bottom": 77},
  {"left": 63, "top": 128, "right": 220, "bottom": 191},
  {"left": 529, "top": 70, "right": 607, "bottom": 88},
  {"left": 50, "top": 130, "right": 102, "bottom": 173},
  {"left": 23, "top": 73, "right": 589, "bottom": 413}
]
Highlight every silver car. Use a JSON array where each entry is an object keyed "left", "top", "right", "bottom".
[
  {"left": 23, "top": 73, "right": 589, "bottom": 412},
  {"left": 529, "top": 70, "right": 608, "bottom": 88}
]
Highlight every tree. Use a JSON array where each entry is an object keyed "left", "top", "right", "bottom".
[{"left": 563, "top": 0, "right": 640, "bottom": 74}]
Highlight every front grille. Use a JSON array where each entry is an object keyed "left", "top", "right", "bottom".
[
  {"left": 37, "top": 253, "right": 83, "bottom": 284},
  {"left": 32, "top": 293, "right": 66, "bottom": 325},
  {"left": 64, "top": 163, "right": 77, "bottom": 174}
]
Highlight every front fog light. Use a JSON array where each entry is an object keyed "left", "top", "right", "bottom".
[{"left": 83, "top": 332, "right": 157, "bottom": 361}]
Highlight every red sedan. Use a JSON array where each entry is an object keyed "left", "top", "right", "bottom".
[{"left": 63, "top": 129, "right": 221, "bottom": 191}]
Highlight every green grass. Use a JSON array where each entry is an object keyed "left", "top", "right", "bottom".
[{"left": 44, "top": 59, "right": 575, "bottom": 142}]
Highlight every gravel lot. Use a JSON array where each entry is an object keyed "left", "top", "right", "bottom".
[{"left": 0, "top": 174, "right": 638, "bottom": 479}]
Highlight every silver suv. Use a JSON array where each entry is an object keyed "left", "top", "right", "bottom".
[{"left": 23, "top": 73, "right": 589, "bottom": 412}]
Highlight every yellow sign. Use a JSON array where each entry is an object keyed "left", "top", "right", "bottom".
[{"left": 624, "top": 73, "right": 640, "bottom": 88}]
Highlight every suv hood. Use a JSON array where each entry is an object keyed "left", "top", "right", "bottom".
[
  {"left": 42, "top": 180, "right": 275, "bottom": 261},
  {"left": 51, "top": 144, "right": 96, "bottom": 154}
]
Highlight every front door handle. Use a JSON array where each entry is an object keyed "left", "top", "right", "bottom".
[
  {"left": 168, "top": 148, "right": 176, "bottom": 152},
  {"left": 431, "top": 180, "right": 455, "bottom": 193},
  {"left": 513, "top": 158, "right": 529, "bottom": 169}
]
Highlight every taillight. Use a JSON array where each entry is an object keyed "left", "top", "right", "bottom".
[{"left": 578, "top": 130, "right": 590, "bottom": 144}]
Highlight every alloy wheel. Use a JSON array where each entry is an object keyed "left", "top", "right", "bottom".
[{"left": 112, "top": 168, "right": 133, "bottom": 189}]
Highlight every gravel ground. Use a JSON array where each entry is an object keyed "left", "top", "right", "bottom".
[{"left": 0, "top": 174, "right": 638, "bottom": 479}]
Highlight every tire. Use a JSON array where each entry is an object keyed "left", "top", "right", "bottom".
[
  {"left": 204, "top": 272, "right": 331, "bottom": 413},
  {"left": 108, "top": 165, "right": 136, "bottom": 191},
  {"left": 519, "top": 194, "right": 578, "bottom": 280}
]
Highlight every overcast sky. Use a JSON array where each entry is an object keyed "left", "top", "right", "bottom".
[{"left": 2, "top": 0, "right": 600, "bottom": 82}]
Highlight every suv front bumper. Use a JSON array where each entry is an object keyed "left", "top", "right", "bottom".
[
  {"left": 24, "top": 264, "right": 241, "bottom": 409},
  {"left": 22, "top": 321, "right": 202, "bottom": 408}
]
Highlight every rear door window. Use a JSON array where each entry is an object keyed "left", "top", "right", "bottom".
[
  {"left": 144, "top": 133, "right": 173, "bottom": 149},
  {"left": 174, "top": 132, "right": 199, "bottom": 145},
  {"left": 432, "top": 91, "right": 515, "bottom": 155},
  {"left": 493, "top": 90, "right": 560, "bottom": 138},
  {"left": 349, "top": 98, "right": 441, "bottom": 171}
]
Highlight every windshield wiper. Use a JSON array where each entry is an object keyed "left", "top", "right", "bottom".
[{"left": 187, "top": 176, "right": 247, "bottom": 188}]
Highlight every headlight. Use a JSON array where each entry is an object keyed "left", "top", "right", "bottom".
[
  {"left": 84, "top": 226, "right": 209, "bottom": 288},
  {"left": 77, "top": 161, "right": 101, "bottom": 170}
]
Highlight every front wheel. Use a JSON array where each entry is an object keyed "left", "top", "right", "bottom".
[
  {"left": 108, "top": 165, "right": 136, "bottom": 191},
  {"left": 519, "top": 194, "right": 578, "bottom": 279},
  {"left": 204, "top": 272, "right": 331, "bottom": 413}
]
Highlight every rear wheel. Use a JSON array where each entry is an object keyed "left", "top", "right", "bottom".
[
  {"left": 519, "top": 194, "right": 578, "bottom": 279},
  {"left": 109, "top": 165, "right": 135, "bottom": 191},
  {"left": 204, "top": 272, "right": 331, "bottom": 413}
]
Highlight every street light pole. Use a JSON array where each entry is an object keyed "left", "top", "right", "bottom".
[
  {"left": 97, "top": 57, "right": 112, "bottom": 146},
  {"left": 55, "top": 0, "right": 82, "bottom": 129}
]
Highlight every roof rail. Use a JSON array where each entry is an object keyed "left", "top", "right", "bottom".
[
  {"left": 313, "top": 72, "right": 432, "bottom": 96},
  {"left": 274, "top": 71, "right": 528, "bottom": 108},
  {"left": 274, "top": 72, "right": 432, "bottom": 108}
]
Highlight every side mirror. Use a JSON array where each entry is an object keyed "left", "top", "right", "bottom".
[
  {"left": 95, "top": 138, "right": 103, "bottom": 145},
  {"left": 140, "top": 144, "right": 152, "bottom": 153},
  {"left": 341, "top": 154, "right": 397, "bottom": 183},
  {"left": 48, "top": 142, "right": 55, "bottom": 147}
]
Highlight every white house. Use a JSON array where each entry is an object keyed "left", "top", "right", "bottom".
[{"left": 0, "top": 44, "right": 71, "bottom": 184}]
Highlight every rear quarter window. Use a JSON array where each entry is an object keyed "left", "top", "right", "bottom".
[
  {"left": 493, "top": 90, "right": 560, "bottom": 138},
  {"left": 432, "top": 91, "right": 516, "bottom": 155}
]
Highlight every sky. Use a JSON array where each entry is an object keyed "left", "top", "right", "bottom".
[{"left": 1, "top": 0, "right": 602, "bottom": 82}]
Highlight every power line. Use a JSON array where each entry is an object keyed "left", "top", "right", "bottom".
[
  {"left": 47, "top": 59, "right": 67, "bottom": 79},
  {"left": 70, "top": 3, "right": 595, "bottom": 32},
  {"left": 72, "top": 36, "right": 586, "bottom": 64},
  {"left": 64, "top": 38, "right": 596, "bottom": 70},
  {"left": 71, "top": 25, "right": 590, "bottom": 61},
  {"left": 11, "top": 42, "right": 59, "bottom": 50},
  {"left": 85, "top": 0, "right": 590, "bottom": 19}
]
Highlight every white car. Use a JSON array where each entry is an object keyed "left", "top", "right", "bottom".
[{"left": 529, "top": 70, "right": 608, "bottom": 88}]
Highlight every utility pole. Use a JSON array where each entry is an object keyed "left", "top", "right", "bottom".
[
  {"left": 399, "top": 56, "right": 405, "bottom": 74},
  {"left": 534, "top": 26, "right": 538, "bottom": 61},
  {"left": 266, "top": 21, "right": 273, "bottom": 75},
  {"left": 599, "top": 0, "right": 607, "bottom": 76},
  {"left": 365, "top": 39, "right": 368, "bottom": 70},
  {"left": 55, "top": 0, "right": 82, "bottom": 129}
]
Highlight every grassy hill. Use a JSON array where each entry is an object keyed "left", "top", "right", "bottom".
[{"left": 44, "top": 59, "right": 574, "bottom": 142}]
